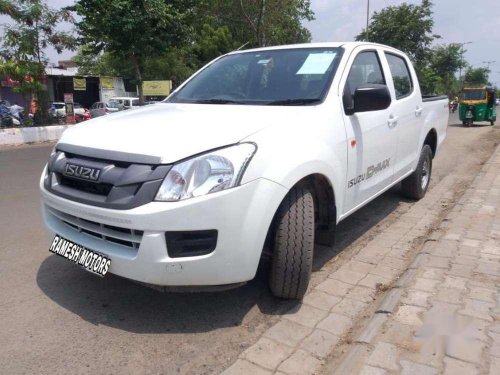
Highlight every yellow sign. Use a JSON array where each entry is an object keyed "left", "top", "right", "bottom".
[
  {"left": 73, "top": 78, "right": 86, "bottom": 91},
  {"left": 100, "top": 77, "right": 114, "bottom": 90},
  {"left": 143, "top": 80, "right": 172, "bottom": 96}
]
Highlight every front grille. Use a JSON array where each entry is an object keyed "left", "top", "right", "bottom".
[
  {"left": 48, "top": 207, "right": 143, "bottom": 249},
  {"left": 59, "top": 175, "right": 113, "bottom": 196},
  {"left": 45, "top": 146, "right": 171, "bottom": 209}
]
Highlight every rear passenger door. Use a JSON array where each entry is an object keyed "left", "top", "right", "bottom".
[
  {"left": 382, "top": 52, "right": 423, "bottom": 180},
  {"left": 341, "top": 49, "right": 397, "bottom": 212}
]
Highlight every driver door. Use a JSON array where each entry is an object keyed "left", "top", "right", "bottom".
[{"left": 341, "top": 49, "right": 397, "bottom": 213}]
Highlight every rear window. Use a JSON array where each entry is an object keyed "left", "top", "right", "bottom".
[
  {"left": 463, "top": 90, "right": 485, "bottom": 100},
  {"left": 385, "top": 53, "right": 413, "bottom": 99}
]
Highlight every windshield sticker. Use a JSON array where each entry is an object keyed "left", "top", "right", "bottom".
[
  {"left": 296, "top": 53, "right": 336, "bottom": 75},
  {"left": 257, "top": 59, "right": 272, "bottom": 64}
]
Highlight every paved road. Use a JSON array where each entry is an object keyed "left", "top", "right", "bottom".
[{"left": 0, "top": 115, "right": 499, "bottom": 374}]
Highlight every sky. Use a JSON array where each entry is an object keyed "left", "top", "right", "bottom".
[{"left": 1, "top": 0, "right": 500, "bottom": 86}]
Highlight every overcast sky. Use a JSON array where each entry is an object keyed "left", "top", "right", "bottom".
[{"left": 1, "top": 0, "right": 500, "bottom": 85}]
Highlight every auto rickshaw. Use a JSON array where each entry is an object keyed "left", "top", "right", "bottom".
[{"left": 459, "top": 86, "right": 497, "bottom": 126}]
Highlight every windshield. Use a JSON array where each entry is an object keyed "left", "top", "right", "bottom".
[
  {"left": 169, "top": 48, "right": 342, "bottom": 105},
  {"left": 463, "top": 90, "right": 485, "bottom": 101},
  {"left": 107, "top": 102, "right": 119, "bottom": 108}
]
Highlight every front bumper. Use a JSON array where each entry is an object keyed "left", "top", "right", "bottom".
[{"left": 40, "top": 175, "right": 287, "bottom": 286}]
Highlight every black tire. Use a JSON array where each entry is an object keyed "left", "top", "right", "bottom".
[
  {"left": 401, "top": 145, "right": 433, "bottom": 200},
  {"left": 491, "top": 121, "right": 495, "bottom": 126},
  {"left": 269, "top": 185, "right": 314, "bottom": 300}
]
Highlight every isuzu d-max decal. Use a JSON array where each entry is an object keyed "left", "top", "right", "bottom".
[{"left": 348, "top": 158, "right": 391, "bottom": 188}]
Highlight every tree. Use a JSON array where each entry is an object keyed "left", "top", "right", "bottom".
[
  {"left": 429, "top": 43, "right": 466, "bottom": 96},
  {"left": 202, "top": 0, "right": 314, "bottom": 47},
  {"left": 75, "top": 0, "right": 195, "bottom": 103},
  {"left": 464, "top": 67, "right": 490, "bottom": 86},
  {"left": 356, "top": 0, "right": 439, "bottom": 72},
  {"left": 0, "top": 0, "right": 75, "bottom": 120}
]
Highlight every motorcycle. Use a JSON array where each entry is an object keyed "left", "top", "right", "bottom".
[
  {"left": 0, "top": 104, "right": 14, "bottom": 127},
  {"left": 449, "top": 101, "right": 458, "bottom": 113}
]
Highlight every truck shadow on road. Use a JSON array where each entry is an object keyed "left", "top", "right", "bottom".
[{"left": 36, "top": 186, "right": 405, "bottom": 334}]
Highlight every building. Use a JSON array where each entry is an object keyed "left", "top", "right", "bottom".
[{"left": 45, "top": 66, "right": 134, "bottom": 108}]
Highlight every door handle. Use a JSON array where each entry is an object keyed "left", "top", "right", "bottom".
[
  {"left": 415, "top": 106, "right": 423, "bottom": 117},
  {"left": 388, "top": 115, "right": 398, "bottom": 128}
]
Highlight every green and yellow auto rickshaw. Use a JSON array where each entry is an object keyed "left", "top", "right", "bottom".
[{"left": 459, "top": 86, "right": 497, "bottom": 126}]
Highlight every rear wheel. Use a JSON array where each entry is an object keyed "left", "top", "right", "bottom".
[
  {"left": 269, "top": 185, "right": 314, "bottom": 300},
  {"left": 401, "top": 145, "right": 433, "bottom": 200}
]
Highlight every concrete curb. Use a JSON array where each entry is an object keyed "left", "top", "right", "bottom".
[{"left": 0, "top": 125, "right": 72, "bottom": 146}]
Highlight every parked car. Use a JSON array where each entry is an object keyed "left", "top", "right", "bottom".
[
  {"left": 109, "top": 97, "right": 140, "bottom": 110},
  {"left": 40, "top": 42, "right": 448, "bottom": 300},
  {"left": 89, "top": 101, "right": 121, "bottom": 118},
  {"left": 49, "top": 102, "right": 86, "bottom": 117}
]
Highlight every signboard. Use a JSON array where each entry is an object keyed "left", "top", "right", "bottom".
[
  {"left": 73, "top": 77, "right": 87, "bottom": 91},
  {"left": 142, "top": 80, "right": 172, "bottom": 96},
  {"left": 64, "top": 93, "right": 75, "bottom": 124},
  {"left": 100, "top": 77, "right": 114, "bottom": 90}
]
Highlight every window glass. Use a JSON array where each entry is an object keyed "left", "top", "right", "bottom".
[
  {"left": 132, "top": 99, "right": 140, "bottom": 106},
  {"left": 345, "top": 51, "right": 385, "bottom": 96},
  {"left": 169, "top": 48, "right": 342, "bottom": 105},
  {"left": 385, "top": 53, "right": 413, "bottom": 98},
  {"left": 462, "top": 90, "right": 485, "bottom": 101}
]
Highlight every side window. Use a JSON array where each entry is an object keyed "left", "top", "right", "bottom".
[
  {"left": 385, "top": 53, "right": 413, "bottom": 99},
  {"left": 345, "top": 51, "right": 385, "bottom": 96}
]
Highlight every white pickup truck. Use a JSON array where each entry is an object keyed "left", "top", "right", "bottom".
[{"left": 40, "top": 42, "right": 448, "bottom": 300}]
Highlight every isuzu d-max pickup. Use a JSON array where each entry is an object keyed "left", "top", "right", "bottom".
[{"left": 41, "top": 42, "right": 448, "bottom": 299}]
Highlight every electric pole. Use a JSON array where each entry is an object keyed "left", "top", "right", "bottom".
[{"left": 366, "top": 0, "right": 370, "bottom": 42}]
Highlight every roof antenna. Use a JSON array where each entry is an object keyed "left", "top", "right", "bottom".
[{"left": 235, "top": 42, "right": 250, "bottom": 51}]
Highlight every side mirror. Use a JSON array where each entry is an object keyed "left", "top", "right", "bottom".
[{"left": 346, "top": 84, "right": 392, "bottom": 115}]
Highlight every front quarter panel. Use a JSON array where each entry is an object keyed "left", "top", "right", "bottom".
[{"left": 241, "top": 105, "right": 347, "bottom": 221}]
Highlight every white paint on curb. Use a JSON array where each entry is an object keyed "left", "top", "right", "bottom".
[{"left": 0, "top": 125, "right": 73, "bottom": 146}]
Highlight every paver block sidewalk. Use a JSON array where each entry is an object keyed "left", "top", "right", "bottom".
[
  {"left": 334, "top": 144, "right": 500, "bottom": 374},
  {"left": 221, "top": 147, "right": 493, "bottom": 374}
]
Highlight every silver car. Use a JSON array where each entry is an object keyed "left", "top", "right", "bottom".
[{"left": 89, "top": 102, "right": 121, "bottom": 118}]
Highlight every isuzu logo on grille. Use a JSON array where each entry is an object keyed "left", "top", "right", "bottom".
[{"left": 63, "top": 163, "right": 101, "bottom": 182}]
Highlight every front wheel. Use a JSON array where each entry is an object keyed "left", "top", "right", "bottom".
[
  {"left": 269, "top": 185, "right": 314, "bottom": 300},
  {"left": 401, "top": 145, "right": 433, "bottom": 200}
]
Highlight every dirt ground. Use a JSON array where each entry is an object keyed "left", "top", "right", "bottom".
[{"left": 0, "top": 113, "right": 499, "bottom": 374}]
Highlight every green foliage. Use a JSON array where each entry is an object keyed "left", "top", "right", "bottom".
[
  {"left": 0, "top": 0, "right": 75, "bottom": 119},
  {"left": 1, "top": 0, "right": 75, "bottom": 64},
  {"left": 427, "top": 43, "right": 466, "bottom": 96},
  {"left": 75, "top": 0, "right": 196, "bottom": 102},
  {"left": 464, "top": 67, "right": 490, "bottom": 86},
  {"left": 356, "top": 0, "right": 438, "bottom": 67},
  {"left": 202, "top": 0, "right": 314, "bottom": 47},
  {"left": 73, "top": 0, "right": 315, "bottom": 92}
]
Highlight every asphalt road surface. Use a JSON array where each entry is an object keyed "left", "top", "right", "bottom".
[{"left": 0, "top": 114, "right": 499, "bottom": 374}]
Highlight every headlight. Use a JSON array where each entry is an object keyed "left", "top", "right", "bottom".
[{"left": 155, "top": 143, "right": 256, "bottom": 201}]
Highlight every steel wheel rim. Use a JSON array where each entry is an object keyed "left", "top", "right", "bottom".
[{"left": 421, "top": 158, "right": 430, "bottom": 190}]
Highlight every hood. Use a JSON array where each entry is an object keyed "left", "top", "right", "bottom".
[{"left": 58, "top": 102, "right": 313, "bottom": 163}]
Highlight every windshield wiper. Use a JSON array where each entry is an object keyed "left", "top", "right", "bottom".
[
  {"left": 266, "top": 98, "right": 322, "bottom": 106},
  {"left": 193, "top": 98, "right": 245, "bottom": 104}
]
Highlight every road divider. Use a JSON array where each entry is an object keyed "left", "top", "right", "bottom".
[{"left": 0, "top": 125, "right": 72, "bottom": 146}]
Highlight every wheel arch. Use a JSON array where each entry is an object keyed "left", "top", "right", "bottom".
[{"left": 424, "top": 128, "right": 438, "bottom": 158}]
